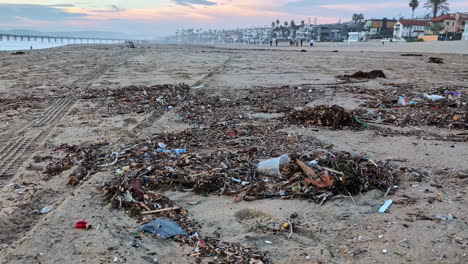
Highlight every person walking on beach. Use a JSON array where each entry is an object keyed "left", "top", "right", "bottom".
[
  {"left": 310, "top": 39, "right": 315, "bottom": 46},
  {"left": 300, "top": 39, "right": 303, "bottom": 46},
  {"left": 275, "top": 39, "right": 278, "bottom": 46},
  {"left": 270, "top": 39, "right": 273, "bottom": 46}
]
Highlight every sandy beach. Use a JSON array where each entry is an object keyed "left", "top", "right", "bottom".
[{"left": 0, "top": 41, "right": 467, "bottom": 264}]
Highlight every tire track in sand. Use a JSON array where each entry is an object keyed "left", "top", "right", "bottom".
[{"left": 0, "top": 54, "right": 130, "bottom": 186}]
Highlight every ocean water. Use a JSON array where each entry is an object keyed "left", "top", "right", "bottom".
[{"left": 0, "top": 40, "right": 67, "bottom": 51}]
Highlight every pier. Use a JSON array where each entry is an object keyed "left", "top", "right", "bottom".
[{"left": 0, "top": 33, "right": 140, "bottom": 45}]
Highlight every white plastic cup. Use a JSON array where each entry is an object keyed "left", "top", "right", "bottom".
[{"left": 257, "top": 155, "right": 291, "bottom": 178}]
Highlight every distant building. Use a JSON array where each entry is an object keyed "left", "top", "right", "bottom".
[
  {"left": 430, "top": 12, "right": 468, "bottom": 35},
  {"left": 463, "top": 23, "right": 468, "bottom": 40},
  {"left": 312, "top": 22, "right": 364, "bottom": 41},
  {"left": 348, "top": 31, "right": 367, "bottom": 41},
  {"left": 393, "top": 19, "right": 430, "bottom": 39},
  {"left": 295, "top": 25, "right": 315, "bottom": 40},
  {"left": 364, "top": 18, "right": 397, "bottom": 36}
]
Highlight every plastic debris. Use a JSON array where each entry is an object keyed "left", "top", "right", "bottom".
[
  {"left": 141, "top": 256, "right": 158, "bottom": 263},
  {"left": 382, "top": 249, "right": 388, "bottom": 254},
  {"left": 37, "top": 205, "right": 54, "bottom": 214},
  {"left": 378, "top": 200, "right": 393, "bottom": 213},
  {"left": 444, "top": 91, "right": 462, "bottom": 97},
  {"left": 397, "top": 96, "right": 417, "bottom": 106},
  {"left": 257, "top": 155, "right": 290, "bottom": 177},
  {"left": 424, "top": 94, "right": 444, "bottom": 101},
  {"left": 264, "top": 241, "right": 273, "bottom": 244},
  {"left": 75, "top": 221, "right": 89, "bottom": 229},
  {"left": 435, "top": 214, "right": 455, "bottom": 221},
  {"left": 139, "top": 218, "right": 188, "bottom": 239},
  {"left": 155, "top": 148, "right": 186, "bottom": 155}
]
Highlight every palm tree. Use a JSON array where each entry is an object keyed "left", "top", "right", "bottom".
[
  {"left": 290, "top": 20, "right": 296, "bottom": 29},
  {"left": 276, "top": 20, "right": 280, "bottom": 26},
  {"left": 409, "top": 0, "right": 419, "bottom": 38},
  {"left": 424, "top": 0, "right": 450, "bottom": 18},
  {"left": 357, "top": 14, "right": 364, "bottom": 22},
  {"left": 284, "top": 21, "right": 289, "bottom": 28},
  {"left": 271, "top": 22, "right": 276, "bottom": 28},
  {"left": 301, "top": 20, "right": 305, "bottom": 27}
]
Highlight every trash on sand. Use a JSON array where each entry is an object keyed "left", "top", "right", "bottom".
[
  {"left": 435, "top": 214, "right": 455, "bottom": 221},
  {"left": 155, "top": 148, "right": 186, "bottom": 155},
  {"left": 141, "top": 256, "right": 158, "bottom": 263},
  {"left": 343, "top": 70, "right": 386, "bottom": 79},
  {"left": 39, "top": 205, "right": 54, "bottom": 214},
  {"left": 397, "top": 96, "right": 417, "bottom": 106},
  {"left": 378, "top": 200, "right": 393, "bottom": 213},
  {"left": 428, "top": 57, "right": 443, "bottom": 64},
  {"left": 444, "top": 91, "right": 462, "bottom": 97},
  {"left": 11, "top": 51, "right": 25, "bottom": 55},
  {"left": 257, "top": 155, "right": 291, "bottom": 177},
  {"left": 192, "top": 85, "right": 205, "bottom": 89},
  {"left": 424, "top": 94, "right": 444, "bottom": 101},
  {"left": 75, "top": 221, "right": 90, "bottom": 229},
  {"left": 382, "top": 249, "right": 388, "bottom": 254},
  {"left": 264, "top": 241, "right": 273, "bottom": 244},
  {"left": 139, "top": 218, "right": 188, "bottom": 239}
]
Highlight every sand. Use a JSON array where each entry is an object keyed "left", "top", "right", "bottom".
[{"left": 0, "top": 41, "right": 467, "bottom": 264}]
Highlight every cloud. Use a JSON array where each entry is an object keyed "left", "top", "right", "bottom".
[
  {"left": 286, "top": 0, "right": 349, "bottom": 8},
  {"left": 88, "top": 5, "right": 126, "bottom": 13},
  {"left": 111, "top": 5, "right": 125, "bottom": 12},
  {"left": 0, "top": 4, "right": 87, "bottom": 23},
  {"left": 172, "top": 0, "right": 217, "bottom": 7}
]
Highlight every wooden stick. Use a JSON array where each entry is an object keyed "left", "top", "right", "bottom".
[
  {"left": 141, "top": 207, "right": 181, "bottom": 215},
  {"left": 295, "top": 160, "right": 318, "bottom": 178},
  {"left": 287, "top": 221, "right": 293, "bottom": 240},
  {"left": 348, "top": 192, "right": 357, "bottom": 205}
]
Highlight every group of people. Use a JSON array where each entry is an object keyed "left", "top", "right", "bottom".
[{"left": 269, "top": 38, "right": 315, "bottom": 47}]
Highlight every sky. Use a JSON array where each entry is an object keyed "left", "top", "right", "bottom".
[{"left": 1, "top": 0, "right": 467, "bottom": 38}]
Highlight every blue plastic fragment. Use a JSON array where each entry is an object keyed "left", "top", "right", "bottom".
[
  {"left": 140, "top": 218, "right": 188, "bottom": 239},
  {"left": 155, "top": 148, "right": 186, "bottom": 155},
  {"left": 378, "top": 200, "right": 393, "bottom": 213}
]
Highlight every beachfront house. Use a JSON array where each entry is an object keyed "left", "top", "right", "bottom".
[
  {"left": 295, "top": 24, "right": 315, "bottom": 40},
  {"left": 242, "top": 28, "right": 257, "bottom": 44},
  {"left": 348, "top": 31, "right": 367, "bottom": 41},
  {"left": 393, "top": 19, "right": 430, "bottom": 39},
  {"left": 242, "top": 28, "right": 272, "bottom": 44},
  {"left": 313, "top": 22, "right": 363, "bottom": 41},
  {"left": 364, "top": 18, "right": 397, "bottom": 37},
  {"left": 272, "top": 26, "right": 289, "bottom": 40},
  {"left": 430, "top": 12, "right": 468, "bottom": 40}
]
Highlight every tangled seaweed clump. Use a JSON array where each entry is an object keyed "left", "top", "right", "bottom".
[{"left": 287, "top": 105, "right": 364, "bottom": 129}]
